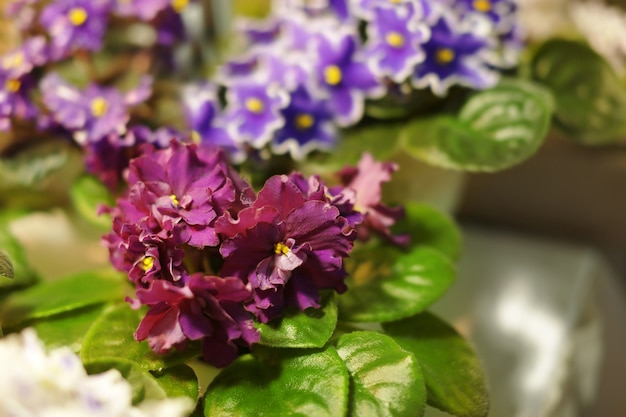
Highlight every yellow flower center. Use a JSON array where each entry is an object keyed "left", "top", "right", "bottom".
[
  {"left": 435, "top": 48, "right": 455, "bottom": 64},
  {"left": 386, "top": 32, "right": 405, "bottom": 48},
  {"left": 68, "top": 7, "right": 88, "bottom": 26},
  {"left": 90, "top": 97, "right": 108, "bottom": 117},
  {"left": 324, "top": 65, "right": 342, "bottom": 86},
  {"left": 295, "top": 113, "right": 314, "bottom": 130},
  {"left": 274, "top": 242, "right": 290, "bottom": 255},
  {"left": 191, "top": 130, "right": 201, "bottom": 144},
  {"left": 141, "top": 256, "right": 155, "bottom": 271},
  {"left": 473, "top": 0, "right": 492, "bottom": 12},
  {"left": 3, "top": 52, "right": 23, "bottom": 70},
  {"left": 171, "top": 0, "right": 189, "bottom": 13},
  {"left": 245, "top": 97, "right": 264, "bottom": 114},
  {"left": 5, "top": 79, "right": 20, "bottom": 93},
  {"left": 170, "top": 194, "right": 179, "bottom": 207}
]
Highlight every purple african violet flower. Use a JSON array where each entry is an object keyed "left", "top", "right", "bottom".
[
  {"left": 131, "top": 274, "right": 258, "bottom": 368},
  {"left": 272, "top": 86, "right": 336, "bottom": 159},
  {"left": 40, "top": 0, "right": 111, "bottom": 59},
  {"left": 335, "top": 153, "right": 409, "bottom": 246},
  {"left": 0, "top": 73, "right": 37, "bottom": 130},
  {"left": 216, "top": 174, "right": 356, "bottom": 322},
  {"left": 276, "top": 0, "right": 351, "bottom": 21},
  {"left": 452, "top": 0, "right": 517, "bottom": 33},
  {"left": 182, "top": 82, "right": 245, "bottom": 163},
  {"left": 364, "top": 5, "right": 429, "bottom": 82},
  {"left": 237, "top": 16, "right": 283, "bottom": 46},
  {"left": 40, "top": 73, "right": 152, "bottom": 144},
  {"left": 126, "top": 141, "right": 254, "bottom": 248},
  {"left": 0, "top": 36, "right": 48, "bottom": 79},
  {"left": 223, "top": 81, "right": 289, "bottom": 149},
  {"left": 153, "top": 5, "right": 187, "bottom": 46},
  {"left": 354, "top": 0, "right": 431, "bottom": 21},
  {"left": 412, "top": 13, "right": 498, "bottom": 96}
]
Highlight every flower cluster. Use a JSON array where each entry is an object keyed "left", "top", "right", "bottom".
[
  {"left": 103, "top": 140, "right": 406, "bottom": 367},
  {"left": 0, "top": 329, "right": 194, "bottom": 417},
  {"left": 0, "top": 0, "right": 198, "bottom": 189},
  {"left": 182, "top": 0, "right": 522, "bottom": 160}
]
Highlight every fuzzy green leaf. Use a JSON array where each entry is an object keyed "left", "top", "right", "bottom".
[
  {"left": 204, "top": 346, "right": 349, "bottom": 417},
  {"left": 338, "top": 246, "right": 455, "bottom": 323},
  {"left": 531, "top": 39, "right": 626, "bottom": 145},
  {"left": 0, "top": 226, "right": 37, "bottom": 291},
  {"left": 336, "top": 331, "right": 426, "bottom": 417},
  {"left": 0, "top": 249, "right": 13, "bottom": 279},
  {"left": 384, "top": 312, "right": 489, "bottom": 417},
  {"left": 0, "top": 268, "right": 124, "bottom": 327},
  {"left": 80, "top": 303, "right": 201, "bottom": 371},
  {"left": 401, "top": 79, "right": 553, "bottom": 171},
  {"left": 256, "top": 292, "right": 338, "bottom": 348}
]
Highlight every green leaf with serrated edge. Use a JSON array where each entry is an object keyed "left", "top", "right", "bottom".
[
  {"left": 0, "top": 249, "right": 13, "bottom": 279},
  {"left": 32, "top": 304, "right": 107, "bottom": 352},
  {"left": 81, "top": 303, "right": 201, "bottom": 372},
  {"left": 383, "top": 312, "right": 489, "bottom": 417},
  {"left": 338, "top": 246, "right": 455, "bottom": 323},
  {"left": 85, "top": 359, "right": 198, "bottom": 405},
  {"left": 531, "top": 39, "right": 626, "bottom": 145},
  {"left": 256, "top": 292, "right": 337, "bottom": 348},
  {"left": 0, "top": 268, "right": 123, "bottom": 327},
  {"left": 393, "top": 202, "right": 461, "bottom": 261},
  {"left": 0, "top": 226, "right": 37, "bottom": 291},
  {"left": 400, "top": 79, "right": 553, "bottom": 172},
  {"left": 336, "top": 331, "right": 426, "bottom": 417},
  {"left": 204, "top": 346, "right": 349, "bottom": 417},
  {"left": 70, "top": 175, "right": 114, "bottom": 231}
]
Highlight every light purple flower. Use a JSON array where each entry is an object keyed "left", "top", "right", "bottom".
[
  {"left": 412, "top": 13, "right": 498, "bottom": 96},
  {"left": 132, "top": 274, "right": 258, "bottom": 368},
  {"left": 216, "top": 174, "right": 356, "bottom": 322},
  {"left": 0, "top": 74, "right": 37, "bottom": 131},
  {"left": 40, "top": 0, "right": 111, "bottom": 59},
  {"left": 272, "top": 86, "right": 336, "bottom": 159},
  {"left": 223, "top": 81, "right": 289, "bottom": 149},
  {"left": 0, "top": 37, "right": 48, "bottom": 79},
  {"left": 364, "top": 5, "right": 429, "bottom": 82},
  {"left": 313, "top": 31, "right": 384, "bottom": 126},
  {"left": 452, "top": 0, "right": 517, "bottom": 33}
]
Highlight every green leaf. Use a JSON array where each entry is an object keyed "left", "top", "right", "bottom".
[
  {"left": 338, "top": 246, "right": 455, "bottom": 323},
  {"left": 400, "top": 78, "right": 553, "bottom": 172},
  {"left": 81, "top": 303, "right": 201, "bottom": 372},
  {"left": 256, "top": 292, "right": 338, "bottom": 348},
  {"left": 336, "top": 331, "right": 426, "bottom": 417},
  {"left": 70, "top": 175, "right": 114, "bottom": 231},
  {"left": 0, "top": 139, "right": 84, "bottom": 209},
  {"left": 0, "top": 226, "right": 37, "bottom": 291},
  {"left": 0, "top": 268, "right": 124, "bottom": 328},
  {"left": 84, "top": 358, "right": 198, "bottom": 405},
  {"left": 204, "top": 346, "right": 349, "bottom": 417},
  {"left": 32, "top": 304, "right": 107, "bottom": 352},
  {"left": 531, "top": 39, "right": 626, "bottom": 145},
  {"left": 383, "top": 312, "right": 489, "bottom": 417},
  {"left": 394, "top": 202, "right": 462, "bottom": 261}
]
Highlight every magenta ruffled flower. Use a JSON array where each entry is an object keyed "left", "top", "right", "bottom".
[
  {"left": 216, "top": 174, "right": 356, "bottom": 322},
  {"left": 335, "top": 153, "right": 409, "bottom": 246},
  {"left": 132, "top": 274, "right": 258, "bottom": 368}
]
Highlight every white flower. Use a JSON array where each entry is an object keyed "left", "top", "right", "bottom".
[
  {"left": 0, "top": 329, "right": 195, "bottom": 417},
  {"left": 569, "top": 1, "right": 626, "bottom": 74}
]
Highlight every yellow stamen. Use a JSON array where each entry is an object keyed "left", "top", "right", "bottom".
[
  {"left": 68, "top": 7, "right": 88, "bottom": 26},
  {"left": 3, "top": 52, "right": 23, "bottom": 70},
  {"left": 5, "top": 79, "right": 20, "bottom": 93},
  {"left": 171, "top": 0, "right": 189, "bottom": 13},
  {"left": 191, "top": 130, "right": 201, "bottom": 144},
  {"left": 435, "top": 48, "right": 455, "bottom": 64},
  {"left": 90, "top": 97, "right": 108, "bottom": 117},
  {"left": 170, "top": 194, "right": 179, "bottom": 207},
  {"left": 385, "top": 32, "right": 405, "bottom": 48},
  {"left": 274, "top": 242, "right": 290, "bottom": 255},
  {"left": 141, "top": 256, "right": 155, "bottom": 271},
  {"left": 473, "top": 0, "right": 492, "bottom": 12},
  {"left": 245, "top": 97, "right": 264, "bottom": 114},
  {"left": 324, "top": 65, "right": 342, "bottom": 86},
  {"left": 295, "top": 113, "right": 314, "bottom": 130}
]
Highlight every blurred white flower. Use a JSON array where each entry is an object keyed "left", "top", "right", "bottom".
[
  {"left": 569, "top": 1, "right": 626, "bottom": 74},
  {"left": 516, "top": 0, "right": 570, "bottom": 41},
  {"left": 0, "top": 329, "right": 195, "bottom": 417}
]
